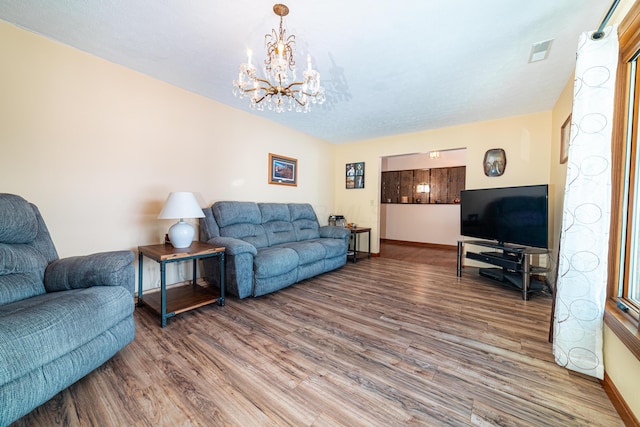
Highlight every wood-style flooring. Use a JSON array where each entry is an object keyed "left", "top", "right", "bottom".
[
  {"left": 11, "top": 243, "right": 623, "bottom": 426},
  {"left": 379, "top": 240, "right": 458, "bottom": 268}
]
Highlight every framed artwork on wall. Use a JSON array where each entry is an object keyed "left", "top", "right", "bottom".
[
  {"left": 483, "top": 148, "right": 506, "bottom": 177},
  {"left": 560, "top": 114, "right": 571, "bottom": 164},
  {"left": 268, "top": 153, "right": 297, "bottom": 186},
  {"left": 346, "top": 162, "right": 365, "bottom": 189}
]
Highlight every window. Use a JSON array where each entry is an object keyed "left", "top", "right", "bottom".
[
  {"left": 607, "top": 2, "right": 640, "bottom": 355},
  {"left": 617, "top": 51, "right": 640, "bottom": 313}
]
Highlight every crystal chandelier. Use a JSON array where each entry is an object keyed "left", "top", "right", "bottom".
[{"left": 232, "top": 4, "right": 325, "bottom": 113}]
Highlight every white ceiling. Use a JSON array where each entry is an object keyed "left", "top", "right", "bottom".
[{"left": 0, "top": 0, "right": 612, "bottom": 144}]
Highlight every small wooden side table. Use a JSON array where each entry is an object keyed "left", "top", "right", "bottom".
[
  {"left": 347, "top": 227, "right": 371, "bottom": 263},
  {"left": 138, "top": 242, "right": 225, "bottom": 327}
]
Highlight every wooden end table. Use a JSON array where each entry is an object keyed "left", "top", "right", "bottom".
[
  {"left": 347, "top": 227, "right": 371, "bottom": 263},
  {"left": 138, "top": 242, "right": 225, "bottom": 327}
]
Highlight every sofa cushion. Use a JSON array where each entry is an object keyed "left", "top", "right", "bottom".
[
  {"left": 254, "top": 247, "right": 299, "bottom": 278},
  {"left": 0, "top": 195, "right": 38, "bottom": 245},
  {"left": 0, "top": 285, "right": 133, "bottom": 386},
  {"left": 213, "top": 202, "right": 270, "bottom": 248},
  {"left": 288, "top": 203, "right": 318, "bottom": 222},
  {"left": 0, "top": 244, "right": 48, "bottom": 276},
  {"left": 281, "top": 241, "right": 326, "bottom": 265},
  {"left": 0, "top": 244, "right": 48, "bottom": 305},
  {"left": 213, "top": 201, "right": 261, "bottom": 227},
  {"left": 260, "top": 203, "right": 297, "bottom": 246},
  {"left": 289, "top": 204, "right": 321, "bottom": 241},
  {"left": 0, "top": 273, "right": 46, "bottom": 307},
  {"left": 220, "top": 223, "right": 269, "bottom": 249},
  {"left": 313, "top": 238, "right": 348, "bottom": 258},
  {"left": 263, "top": 221, "right": 296, "bottom": 246},
  {"left": 259, "top": 203, "right": 291, "bottom": 222}
]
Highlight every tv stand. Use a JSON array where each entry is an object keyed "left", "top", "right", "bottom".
[{"left": 456, "top": 240, "right": 548, "bottom": 300}]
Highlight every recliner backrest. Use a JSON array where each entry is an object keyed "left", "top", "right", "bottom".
[
  {"left": 212, "top": 201, "right": 269, "bottom": 248},
  {"left": 0, "top": 194, "right": 59, "bottom": 306},
  {"left": 259, "top": 203, "right": 296, "bottom": 246},
  {"left": 289, "top": 203, "right": 321, "bottom": 241}
]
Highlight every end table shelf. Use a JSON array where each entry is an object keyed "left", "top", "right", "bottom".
[
  {"left": 141, "top": 281, "right": 217, "bottom": 316},
  {"left": 138, "top": 242, "right": 225, "bottom": 327}
]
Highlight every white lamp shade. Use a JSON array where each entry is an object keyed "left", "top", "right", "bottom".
[
  {"left": 158, "top": 192, "right": 205, "bottom": 219},
  {"left": 158, "top": 192, "right": 205, "bottom": 248}
]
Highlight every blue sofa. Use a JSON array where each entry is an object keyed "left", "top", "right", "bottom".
[
  {"left": 200, "top": 201, "right": 350, "bottom": 298},
  {"left": 0, "top": 194, "right": 135, "bottom": 426}
]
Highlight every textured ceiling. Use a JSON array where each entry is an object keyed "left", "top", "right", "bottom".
[{"left": 0, "top": 0, "right": 612, "bottom": 143}]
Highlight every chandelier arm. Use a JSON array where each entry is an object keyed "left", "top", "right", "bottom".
[
  {"left": 254, "top": 94, "right": 268, "bottom": 104},
  {"left": 283, "top": 81, "right": 303, "bottom": 89},
  {"left": 284, "top": 83, "right": 321, "bottom": 96},
  {"left": 239, "top": 77, "right": 273, "bottom": 93},
  {"left": 281, "top": 82, "right": 321, "bottom": 97},
  {"left": 253, "top": 77, "right": 275, "bottom": 87}
]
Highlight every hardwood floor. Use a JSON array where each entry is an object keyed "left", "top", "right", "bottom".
[
  {"left": 12, "top": 247, "right": 622, "bottom": 426},
  {"left": 379, "top": 240, "right": 458, "bottom": 268}
]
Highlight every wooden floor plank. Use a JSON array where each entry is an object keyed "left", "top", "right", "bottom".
[{"left": 10, "top": 244, "right": 623, "bottom": 426}]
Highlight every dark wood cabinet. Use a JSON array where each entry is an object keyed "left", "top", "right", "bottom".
[
  {"left": 399, "top": 170, "right": 414, "bottom": 203},
  {"left": 413, "top": 169, "right": 430, "bottom": 204},
  {"left": 448, "top": 166, "right": 465, "bottom": 203},
  {"left": 381, "top": 171, "right": 399, "bottom": 203},
  {"left": 430, "top": 168, "right": 448, "bottom": 204},
  {"left": 381, "top": 166, "right": 465, "bottom": 204}
]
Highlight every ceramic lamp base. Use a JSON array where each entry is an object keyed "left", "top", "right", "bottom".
[{"left": 168, "top": 220, "right": 194, "bottom": 248}]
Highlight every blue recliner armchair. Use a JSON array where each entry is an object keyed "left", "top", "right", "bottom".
[{"left": 0, "top": 194, "right": 135, "bottom": 426}]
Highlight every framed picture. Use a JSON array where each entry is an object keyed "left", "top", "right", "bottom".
[
  {"left": 560, "top": 114, "right": 571, "bottom": 164},
  {"left": 483, "top": 149, "right": 506, "bottom": 177},
  {"left": 268, "top": 153, "right": 297, "bottom": 186},
  {"left": 346, "top": 162, "right": 365, "bottom": 189}
]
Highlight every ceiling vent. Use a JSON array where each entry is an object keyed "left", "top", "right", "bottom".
[{"left": 528, "top": 39, "right": 554, "bottom": 63}]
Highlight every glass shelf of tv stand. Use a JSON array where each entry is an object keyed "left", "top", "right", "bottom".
[
  {"left": 460, "top": 240, "right": 548, "bottom": 255},
  {"left": 456, "top": 240, "right": 549, "bottom": 300}
]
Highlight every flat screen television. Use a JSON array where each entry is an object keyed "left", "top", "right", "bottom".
[{"left": 460, "top": 184, "right": 549, "bottom": 249}]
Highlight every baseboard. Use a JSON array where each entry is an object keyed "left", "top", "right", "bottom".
[
  {"left": 380, "top": 238, "right": 457, "bottom": 251},
  {"left": 602, "top": 372, "right": 640, "bottom": 427}
]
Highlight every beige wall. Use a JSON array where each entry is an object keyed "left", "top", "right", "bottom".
[
  {"left": 604, "top": 326, "right": 640, "bottom": 418},
  {"left": 0, "top": 20, "right": 334, "bottom": 289},
  {"left": 549, "top": 77, "right": 574, "bottom": 280},
  {"left": 333, "top": 112, "right": 552, "bottom": 253}
]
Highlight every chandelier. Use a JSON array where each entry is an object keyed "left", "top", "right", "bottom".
[{"left": 232, "top": 4, "right": 325, "bottom": 113}]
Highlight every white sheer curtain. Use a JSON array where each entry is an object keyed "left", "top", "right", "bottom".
[{"left": 553, "top": 25, "right": 618, "bottom": 379}]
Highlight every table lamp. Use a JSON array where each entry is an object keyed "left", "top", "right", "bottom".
[{"left": 157, "top": 192, "right": 205, "bottom": 248}]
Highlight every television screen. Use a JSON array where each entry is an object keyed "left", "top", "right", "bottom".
[{"left": 460, "top": 184, "right": 549, "bottom": 248}]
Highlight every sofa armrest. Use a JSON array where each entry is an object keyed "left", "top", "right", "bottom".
[
  {"left": 44, "top": 250, "right": 135, "bottom": 295},
  {"left": 319, "top": 226, "right": 350, "bottom": 240},
  {"left": 207, "top": 237, "right": 257, "bottom": 256}
]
